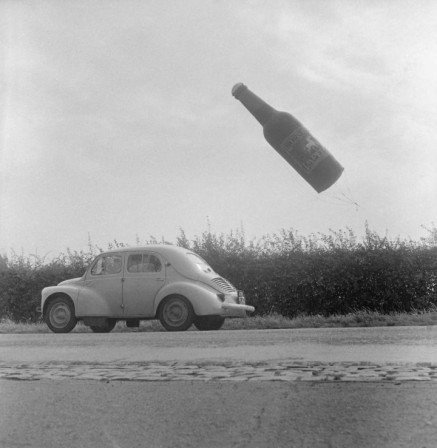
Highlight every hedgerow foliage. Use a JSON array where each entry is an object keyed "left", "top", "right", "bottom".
[
  {"left": 0, "top": 249, "right": 97, "bottom": 322},
  {"left": 1, "top": 224, "right": 436, "bottom": 322}
]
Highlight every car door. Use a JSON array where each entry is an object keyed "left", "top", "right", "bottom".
[
  {"left": 122, "top": 251, "right": 166, "bottom": 317},
  {"left": 79, "top": 253, "right": 124, "bottom": 317}
]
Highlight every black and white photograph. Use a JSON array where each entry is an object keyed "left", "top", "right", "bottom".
[{"left": 1, "top": 1, "right": 436, "bottom": 447}]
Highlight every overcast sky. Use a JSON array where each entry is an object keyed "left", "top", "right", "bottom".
[{"left": 1, "top": 0, "right": 436, "bottom": 257}]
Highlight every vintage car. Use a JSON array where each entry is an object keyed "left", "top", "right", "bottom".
[{"left": 41, "top": 245, "right": 254, "bottom": 333}]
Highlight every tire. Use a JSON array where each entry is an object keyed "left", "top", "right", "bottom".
[
  {"left": 90, "top": 319, "right": 117, "bottom": 333},
  {"left": 194, "top": 315, "right": 225, "bottom": 331},
  {"left": 158, "top": 295, "right": 194, "bottom": 331},
  {"left": 45, "top": 296, "right": 77, "bottom": 333}
]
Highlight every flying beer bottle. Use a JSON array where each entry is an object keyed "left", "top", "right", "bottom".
[{"left": 232, "top": 83, "right": 344, "bottom": 193}]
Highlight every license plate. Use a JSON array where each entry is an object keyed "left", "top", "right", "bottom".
[{"left": 237, "top": 291, "right": 246, "bottom": 304}]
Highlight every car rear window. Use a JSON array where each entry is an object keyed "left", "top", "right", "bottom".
[{"left": 186, "top": 253, "right": 214, "bottom": 273}]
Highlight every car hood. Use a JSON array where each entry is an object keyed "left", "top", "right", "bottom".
[{"left": 58, "top": 277, "right": 83, "bottom": 286}]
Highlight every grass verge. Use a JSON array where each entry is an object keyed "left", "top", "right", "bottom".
[{"left": 1, "top": 310, "right": 437, "bottom": 334}]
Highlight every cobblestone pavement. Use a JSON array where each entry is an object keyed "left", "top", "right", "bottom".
[{"left": 1, "top": 360, "right": 437, "bottom": 382}]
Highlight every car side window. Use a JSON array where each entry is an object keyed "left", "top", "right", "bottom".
[
  {"left": 144, "top": 254, "right": 162, "bottom": 273},
  {"left": 127, "top": 253, "right": 162, "bottom": 273},
  {"left": 91, "top": 255, "right": 122, "bottom": 276},
  {"left": 127, "top": 254, "right": 143, "bottom": 273}
]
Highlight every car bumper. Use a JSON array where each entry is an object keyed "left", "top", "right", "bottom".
[{"left": 221, "top": 303, "right": 255, "bottom": 317}]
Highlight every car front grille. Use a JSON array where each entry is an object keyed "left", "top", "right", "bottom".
[{"left": 211, "top": 277, "right": 235, "bottom": 293}]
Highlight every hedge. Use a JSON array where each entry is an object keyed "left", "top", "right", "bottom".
[{"left": 1, "top": 225, "right": 436, "bottom": 322}]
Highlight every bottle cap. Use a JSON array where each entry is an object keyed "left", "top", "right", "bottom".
[{"left": 231, "top": 83, "right": 247, "bottom": 99}]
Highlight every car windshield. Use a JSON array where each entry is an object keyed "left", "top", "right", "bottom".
[{"left": 186, "top": 253, "right": 214, "bottom": 274}]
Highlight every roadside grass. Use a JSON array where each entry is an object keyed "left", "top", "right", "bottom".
[{"left": 1, "top": 309, "right": 437, "bottom": 334}]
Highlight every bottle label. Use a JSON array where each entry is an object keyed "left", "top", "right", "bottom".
[{"left": 279, "top": 127, "right": 329, "bottom": 173}]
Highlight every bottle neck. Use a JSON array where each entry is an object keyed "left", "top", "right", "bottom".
[{"left": 232, "top": 83, "right": 276, "bottom": 125}]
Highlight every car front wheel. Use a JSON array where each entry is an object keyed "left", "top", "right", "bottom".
[
  {"left": 194, "top": 315, "right": 225, "bottom": 331},
  {"left": 158, "top": 295, "right": 194, "bottom": 331},
  {"left": 45, "top": 296, "right": 77, "bottom": 333}
]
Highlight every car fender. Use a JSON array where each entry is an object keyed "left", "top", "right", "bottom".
[
  {"left": 154, "top": 281, "right": 222, "bottom": 316},
  {"left": 42, "top": 285, "right": 117, "bottom": 317},
  {"left": 41, "top": 285, "right": 80, "bottom": 315}
]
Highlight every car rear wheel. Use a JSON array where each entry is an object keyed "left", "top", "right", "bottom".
[
  {"left": 90, "top": 319, "right": 117, "bottom": 333},
  {"left": 158, "top": 295, "right": 194, "bottom": 331},
  {"left": 45, "top": 296, "right": 77, "bottom": 333},
  {"left": 194, "top": 315, "right": 225, "bottom": 331}
]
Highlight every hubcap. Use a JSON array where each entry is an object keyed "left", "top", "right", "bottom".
[
  {"left": 50, "top": 303, "right": 71, "bottom": 328},
  {"left": 164, "top": 299, "right": 188, "bottom": 326}
]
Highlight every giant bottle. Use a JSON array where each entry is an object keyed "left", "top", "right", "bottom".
[{"left": 232, "top": 83, "right": 344, "bottom": 193}]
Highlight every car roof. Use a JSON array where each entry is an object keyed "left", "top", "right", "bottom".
[{"left": 102, "top": 244, "right": 191, "bottom": 255}]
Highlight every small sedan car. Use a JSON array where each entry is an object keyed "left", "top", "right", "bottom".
[{"left": 41, "top": 245, "right": 254, "bottom": 333}]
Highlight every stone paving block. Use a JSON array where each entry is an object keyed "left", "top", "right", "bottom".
[
  {"left": 301, "top": 376, "right": 330, "bottom": 382},
  {"left": 2, "top": 361, "right": 437, "bottom": 383},
  {"left": 220, "top": 376, "right": 249, "bottom": 382}
]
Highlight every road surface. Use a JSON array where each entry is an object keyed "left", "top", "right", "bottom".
[{"left": 0, "top": 326, "right": 436, "bottom": 447}]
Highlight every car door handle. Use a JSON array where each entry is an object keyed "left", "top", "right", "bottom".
[{"left": 155, "top": 278, "right": 164, "bottom": 281}]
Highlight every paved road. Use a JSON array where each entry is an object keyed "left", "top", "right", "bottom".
[
  {"left": 1, "top": 326, "right": 437, "bottom": 364},
  {"left": 2, "top": 380, "right": 436, "bottom": 448},
  {"left": 1, "top": 326, "right": 436, "bottom": 447}
]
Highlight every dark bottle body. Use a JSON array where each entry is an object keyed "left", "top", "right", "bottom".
[{"left": 232, "top": 83, "right": 343, "bottom": 193}]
